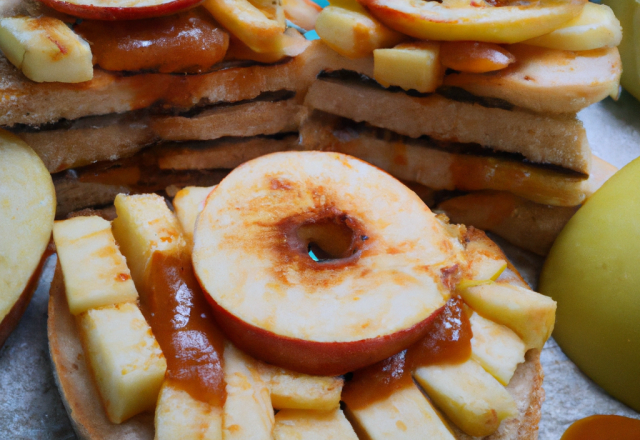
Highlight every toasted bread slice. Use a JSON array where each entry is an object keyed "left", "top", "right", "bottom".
[
  {"left": 15, "top": 96, "right": 304, "bottom": 174},
  {"left": 304, "top": 77, "right": 591, "bottom": 174},
  {"left": 48, "top": 227, "right": 545, "bottom": 440},
  {"left": 436, "top": 156, "right": 617, "bottom": 255},
  {"left": 300, "top": 111, "right": 588, "bottom": 207}
]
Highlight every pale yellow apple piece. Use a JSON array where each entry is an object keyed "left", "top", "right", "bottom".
[
  {"left": 414, "top": 358, "right": 518, "bottom": 437},
  {"left": 524, "top": 2, "right": 621, "bottom": 51},
  {"left": 77, "top": 302, "right": 166, "bottom": 424},
  {"left": 203, "top": 0, "right": 286, "bottom": 53},
  {"left": 344, "top": 382, "right": 455, "bottom": 440},
  {"left": 155, "top": 381, "right": 223, "bottom": 440},
  {"left": 247, "top": 0, "right": 285, "bottom": 26},
  {"left": 469, "top": 311, "right": 526, "bottom": 386},
  {"left": 53, "top": 216, "right": 138, "bottom": 315},
  {"left": 0, "top": 16, "right": 92, "bottom": 83},
  {"left": 223, "top": 342, "right": 275, "bottom": 440},
  {"left": 0, "top": 130, "right": 55, "bottom": 330},
  {"left": 112, "top": 193, "right": 187, "bottom": 291},
  {"left": 283, "top": 0, "right": 321, "bottom": 31},
  {"left": 173, "top": 186, "right": 216, "bottom": 250},
  {"left": 315, "top": 6, "right": 405, "bottom": 59},
  {"left": 274, "top": 408, "right": 358, "bottom": 440},
  {"left": 360, "top": 0, "right": 586, "bottom": 44},
  {"left": 373, "top": 41, "right": 443, "bottom": 93},
  {"left": 458, "top": 234, "right": 508, "bottom": 289},
  {"left": 459, "top": 282, "right": 557, "bottom": 350},
  {"left": 259, "top": 363, "right": 343, "bottom": 410}
]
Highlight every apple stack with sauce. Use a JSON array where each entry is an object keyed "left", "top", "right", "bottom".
[
  {"left": 0, "top": 0, "right": 324, "bottom": 217},
  {"left": 50, "top": 152, "right": 558, "bottom": 439},
  {"left": 302, "top": 0, "right": 623, "bottom": 255}
]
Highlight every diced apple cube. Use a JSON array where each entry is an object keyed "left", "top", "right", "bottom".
[
  {"left": 53, "top": 216, "right": 138, "bottom": 315},
  {"left": 344, "top": 382, "right": 455, "bottom": 440},
  {"left": 223, "top": 342, "right": 275, "bottom": 439},
  {"left": 274, "top": 408, "right": 358, "bottom": 440},
  {"left": 469, "top": 311, "right": 526, "bottom": 386},
  {"left": 373, "top": 42, "right": 443, "bottom": 93},
  {"left": 155, "top": 381, "right": 223, "bottom": 440},
  {"left": 414, "top": 358, "right": 518, "bottom": 437},
  {"left": 173, "top": 186, "right": 216, "bottom": 250},
  {"left": 315, "top": 5, "right": 405, "bottom": 59},
  {"left": 259, "top": 363, "right": 343, "bottom": 410},
  {"left": 524, "top": 3, "right": 622, "bottom": 51},
  {"left": 0, "top": 16, "right": 93, "bottom": 83},
  {"left": 77, "top": 302, "right": 166, "bottom": 424},
  {"left": 458, "top": 230, "right": 508, "bottom": 289},
  {"left": 459, "top": 282, "right": 556, "bottom": 350},
  {"left": 112, "top": 193, "right": 187, "bottom": 291}
]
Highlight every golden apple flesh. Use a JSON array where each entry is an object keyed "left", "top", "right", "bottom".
[
  {"left": 539, "top": 156, "right": 640, "bottom": 412},
  {"left": 602, "top": 0, "right": 640, "bottom": 101}
]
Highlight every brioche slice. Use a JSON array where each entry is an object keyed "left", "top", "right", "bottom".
[{"left": 304, "top": 78, "right": 591, "bottom": 174}]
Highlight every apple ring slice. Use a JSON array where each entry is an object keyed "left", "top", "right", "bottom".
[
  {"left": 358, "top": 0, "right": 587, "bottom": 44},
  {"left": 193, "top": 151, "right": 465, "bottom": 376}
]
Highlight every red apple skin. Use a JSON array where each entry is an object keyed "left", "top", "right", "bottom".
[
  {"left": 38, "top": 0, "right": 203, "bottom": 20},
  {"left": 0, "top": 246, "right": 52, "bottom": 349},
  {"left": 205, "top": 293, "right": 446, "bottom": 376}
]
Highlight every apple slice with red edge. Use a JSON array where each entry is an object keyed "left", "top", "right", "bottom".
[
  {"left": 192, "top": 151, "right": 464, "bottom": 376},
  {"left": 37, "top": 0, "right": 203, "bottom": 21}
]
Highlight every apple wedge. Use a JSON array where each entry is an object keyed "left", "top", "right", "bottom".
[
  {"left": 193, "top": 152, "right": 464, "bottom": 375},
  {"left": 523, "top": 2, "right": 622, "bottom": 51},
  {"left": 173, "top": 186, "right": 217, "bottom": 250},
  {"left": 222, "top": 342, "right": 275, "bottom": 439},
  {"left": 458, "top": 282, "right": 557, "bottom": 350},
  {"left": 0, "top": 16, "right": 92, "bottom": 83},
  {"left": 155, "top": 381, "right": 223, "bottom": 440},
  {"left": 259, "top": 364, "right": 343, "bottom": 410},
  {"left": 469, "top": 310, "right": 526, "bottom": 386},
  {"left": 359, "top": 0, "right": 587, "bottom": 44},
  {"left": 53, "top": 216, "right": 138, "bottom": 315},
  {"left": 275, "top": 408, "right": 358, "bottom": 440},
  {"left": 343, "top": 381, "right": 456, "bottom": 440},
  {"left": 0, "top": 130, "right": 55, "bottom": 348},
  {"left": 77, "top": 302, "right": 167, "bottom": 424},
  {"left": 413, "top": 358, "right": 518, "bottom": 437},
  {"left": 38, "top": 0, "right": 203, "bottom": 20},
  {"left": 203, "top": 0, "right": 286, "bottom": 53},
  {"left": 283, "top": 0, "right": 322, "bottom": 31}
]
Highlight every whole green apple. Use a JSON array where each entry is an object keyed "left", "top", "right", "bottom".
[
  {"left": 539, "top": 156, "right": 640, "bottom": 412},
  {"left": 602, "top": 0, "right": 640, "bottom": 101}
]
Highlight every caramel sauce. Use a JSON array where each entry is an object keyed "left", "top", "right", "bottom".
[
  {"left": 142, "top": 251, "right": 226, "bottom": 406},
  {"left": 75, "top": 9, "right": 229, "bottom": 74},
  {"left": 342, "top": 297, "right": 472, "bottom": 409},
  {"left": 441, "top": 41, "right": 515, "bottom": 74},
  {"left": 561, "top": 415, "right": 640, "bottom": 440}
]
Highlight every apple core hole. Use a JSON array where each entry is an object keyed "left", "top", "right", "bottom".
[{"left": 297, "top": 218, "right": 357, "bottom": 262}]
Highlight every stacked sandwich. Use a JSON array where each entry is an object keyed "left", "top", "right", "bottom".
[
  {"left": 0, "top": 0, "right": 327, "bottom": 216},
  {"left": 0, "top": 0, "right": 623, "bottom": 257},
  {"left": 305, "top": 0, "right": 622, "bottom": 255}
]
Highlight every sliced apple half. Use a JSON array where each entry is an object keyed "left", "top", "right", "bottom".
[
  {"left": 38, "top": 0, "right": 203, "bottom": 20},
  {"left": 358, "top": 0, "right": 587, "bottom": 44},
  {"left": 193, "top": 151, "right": 464, "bottom": 376},
  {"left": 0, "top": 130, "right": 55, "bottom": 348}
]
